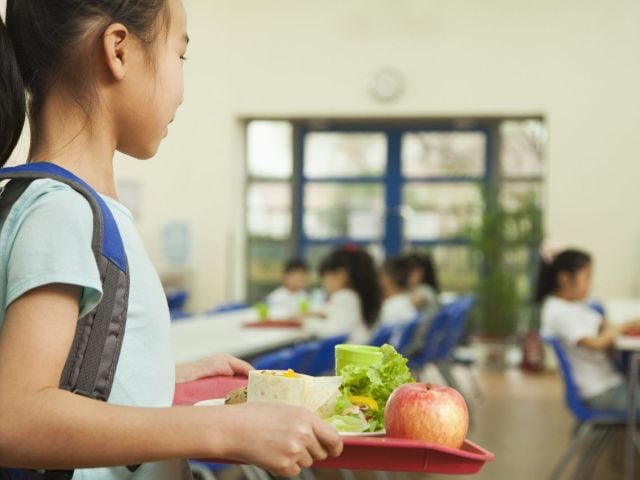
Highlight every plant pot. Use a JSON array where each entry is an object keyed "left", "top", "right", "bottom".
[{"left": 471, "top": 334, "right": 518, "bottom": 371}]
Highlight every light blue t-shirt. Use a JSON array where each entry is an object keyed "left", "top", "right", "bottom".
[{"left": 0, "top": 179, "right": 192, "bottom": 479}]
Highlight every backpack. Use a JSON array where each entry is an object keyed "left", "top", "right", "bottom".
[{"left": 0, "top": 162, "right": 137, "bottom": 479}]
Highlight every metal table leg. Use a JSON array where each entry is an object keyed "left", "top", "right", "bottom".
[{"left": 624, "top": 352, "right": 640, "bottom": 480}]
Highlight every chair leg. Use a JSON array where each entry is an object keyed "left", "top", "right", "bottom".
[
  {"left": 338, "top": 469, "right": 356, "bottom": 480},
  {"left": 573, "top": 426, "right": 611, "bottom": 480},
  {"left": 189, "top": 463, "right": 218, "bottom": 480},
  {"left": 548, "top": 422, "right": 593, "bottom": 480},
  {"left": 240, "top": 465, "right": 272, "bottom": 480}
]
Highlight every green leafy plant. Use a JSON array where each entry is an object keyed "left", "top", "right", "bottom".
[{"left": 467, "top": 186, "right": 543, "bottom": 336}]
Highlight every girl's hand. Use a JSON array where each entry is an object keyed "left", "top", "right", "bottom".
[
  {"left": 217, "top": 403, "right": 343, "bottom": 477},
  {"left": 175, "top": 354, "right": 253, "bottom": 383}
]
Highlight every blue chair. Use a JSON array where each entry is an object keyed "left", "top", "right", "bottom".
[
  {"left": 207, "top": 301, "right": 249, "bottom": 315},
  {"left": 306, "top": 334, "right": 349, "bottom": 376},
  {"left": 166, "top": 289, "right": 188, "bottom": 310},
  {"left": 252, "top": 348, "right": 298, "bottom": 371},
  {"left": 369, "top": 324, "right": 397, "bottom": 347},
  {"left": 544, "top": 336, "right": 628, "bottom": 479},
  {"left": 408, "top": 297, "right": 474, "bottom": 394},
  {"left": 393, "top": 315, "right": 422, "bottom": 356}
]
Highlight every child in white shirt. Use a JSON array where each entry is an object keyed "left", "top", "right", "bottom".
[
  {"left": 539, "top": 249, "right": 640, "bottom": 410},
  {"left": 305, "top": 246, "right": 381, "bottom": 345},
  {"left": 379, "top": 256, "right": 418, "bottom": 326},
  {"left": 266, "top": 259, "right": 309, "bottom": 317}
]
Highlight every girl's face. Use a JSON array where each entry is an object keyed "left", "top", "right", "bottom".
[
  {"left": 321, "top": 268, "right": 349, "bottom": 295},
  {"left": 408, "top": 266, "right": 423, "bottom": 288},
  {"left": 115, "top": 0, "right": 188, "bottom": 159},
  {"left": 558, "top": 264, "right": 592, "bottom": 301}
]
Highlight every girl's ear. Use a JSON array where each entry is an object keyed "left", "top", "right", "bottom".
[{"left": 101, "top": 23, "right": 131, "bottom": 81}]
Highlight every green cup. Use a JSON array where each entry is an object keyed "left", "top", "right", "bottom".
[
  {"left": 335, "top": 344, "right": 383, "bottom": 375},
  {"left": 255, "top": 302, "right": 269, "bottom": 321}
]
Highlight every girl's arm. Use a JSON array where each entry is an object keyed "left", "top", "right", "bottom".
[
  {"left": 175, "top": 354, "right": 253, "bottom": 383},
  {"left": 0, "top": 284, "right": 341, "bottom": 476},
  {"left": 578, "top": 319, "right": 640, "bottom": 351}
]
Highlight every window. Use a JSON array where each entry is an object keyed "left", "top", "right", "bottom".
[{"left": 245, "top": 118, "right": 545, "bottom": 302}]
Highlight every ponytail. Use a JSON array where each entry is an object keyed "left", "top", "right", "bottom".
[
  {"left": 0, "top": 8, "right": 26, "bottom": 166},
  {"left": 319, "top": 246, "right": 382, "bottom": 327},
  {"left": 535, "top": 248, "right": 591, "bottom": 303}
]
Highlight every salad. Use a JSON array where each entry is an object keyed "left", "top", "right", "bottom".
[{"left": 326, "top": 344, "right": 414, "bottom": 433}]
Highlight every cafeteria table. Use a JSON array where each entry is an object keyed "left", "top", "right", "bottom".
[{"left": 171, "top": 308, "right": 312, "bottom": 364}]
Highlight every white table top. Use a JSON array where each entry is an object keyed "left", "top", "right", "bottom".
[
  {"left": 171, "top": 308, "right": 312, "bottom": 364},
  {"left": 615, "top": 335, "right": 640, "bottom": 352}
]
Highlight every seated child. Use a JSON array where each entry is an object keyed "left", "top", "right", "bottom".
[
  {"left": 405, "top": 252, "right": 440, "bottom": 313},
  {"left": 379, "top": 256, "right": 418, "bottom": 326},
  {"left": 539, "top": 248, "right": 640, "bottom": 411},
  {"left": 265, "top": 259, "right": 310, "bottom": 317},
  {"left": 305, "top": 245, "right": 381, "bottom": 345}
]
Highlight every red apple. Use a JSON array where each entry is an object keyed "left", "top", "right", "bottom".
[{"left": 384, "top": 383, "right": 468, "bottom": 449}]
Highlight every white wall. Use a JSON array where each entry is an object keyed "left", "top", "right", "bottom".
[{"left": 9, "top": 0, "right": 640, "bottom": 309}]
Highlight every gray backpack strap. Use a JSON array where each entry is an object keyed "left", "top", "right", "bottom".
[{"left": 0, "top": 163, "right": 137, "bottom": 478}]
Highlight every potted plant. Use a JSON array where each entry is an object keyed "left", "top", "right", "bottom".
[{"left": 466, "top": 185, "right": 543, "bottom": 369}]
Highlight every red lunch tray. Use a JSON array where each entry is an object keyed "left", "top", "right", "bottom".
[
  {"left": 173, "top": 376, "right": 495, "bottom": 474},
  {"left": 243, "top": 320, "right": 302, "bottom": 329}
]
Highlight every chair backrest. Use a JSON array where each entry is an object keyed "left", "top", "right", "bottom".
[
  {"left": 252, "top": 348, "right": 297, "bottom": 371},
  {"left": 207, "top": 301, "right": 249, "bottom": 314},
  {"left": 394, "top": 314, "right": 422, "bottom": 355},
  {"left": 291, "top": 340, "right": 322, "bottom": 374},
  {"left": 306, "top": 334, "right": 349, "bottom": 376},
  {"left": 369, "top": 324, "right": 397, "bottom": 346},
  {"left": 434, "top": 296, "right": 474, "bottom": 359},
  {"left": 411, "top": 296, "right": 474, "bottom": 367},
  {"left": 542, "top": 336, "right": 619, "bottom": 422}
]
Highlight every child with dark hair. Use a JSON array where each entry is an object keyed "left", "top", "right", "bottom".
[
  {"left": 266, "top": 258, "right": 310, "bottom": 317},
  {"left": 405, "top": 252, "right": 440, "bottom": 312},
  {"left": 306, "top": 245, "right": 382, "bottom": 344},
  {"left": 0, "top": 1, "right": 341, "bottom": 476},
  {"left": 539, "top": 248, "right": 640, "bottom": 411},
  {"left": 379, "top": 256, "right": 418, "bottom": 326}
]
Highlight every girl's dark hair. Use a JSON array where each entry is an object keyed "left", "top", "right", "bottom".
[
  {"left": 0, "top": 0, "right": 170, "bottom": 166},
  {"left": 319, "top": 246, "right": 382, "bottom": 328},
  {"left": 382, "top": 256, "right": 412, "bottom": 290},
  {"left": 284, "top": 258, "right": 309, "bottom": 274},
  {"left": 405, "top": 252, "right": 440, "bottom": 293},
  {"left": 535, "top": 249, "right": 592, "bottom": 303}
]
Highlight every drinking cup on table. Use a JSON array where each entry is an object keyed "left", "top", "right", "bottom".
[{"left": 335, "top": 344, "right": 383, "bottom": 375}]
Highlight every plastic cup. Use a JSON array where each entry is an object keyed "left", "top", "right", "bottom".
[
  {"left": 335, "top": 344, "right": 383, "bottom": 375},
  {"left": 255, "top": 303, "right": 269, "bottom": 321}
]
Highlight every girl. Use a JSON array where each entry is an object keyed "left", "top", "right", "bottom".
[
  {"left": 538, "top": 249, "right": 640, "bottom": 411},
  {"left": 306, "top": 246, "right": 381, "bottom": 345},
  {"left": 378, "top": 256, "right": 417, "bottom": 326},
  {"left": 0, "top": 1, "right": 341, "bottom": 479},
  {"left": 405, "top": 252, "right": 440, "bottom": 313}
]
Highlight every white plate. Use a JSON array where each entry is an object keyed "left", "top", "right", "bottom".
[
  {"left": 339, "top": 430, "right": 386, "bottom": 437},
  {"left": 194, "top": 398, "right": 226, "bottom": 407}
]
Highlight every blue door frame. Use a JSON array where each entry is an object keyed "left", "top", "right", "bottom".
[{"left": 293, "top": 125, "right": 493, "bottom": 261}]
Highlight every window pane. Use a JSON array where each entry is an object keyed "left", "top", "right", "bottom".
[
  {"left": 247, "top": 182, "right": 291, "bottom": 239},
  {"left": 304, "top": 184, "right": 385, "bottom": 239},
  {"left": 402, "top": 132, "right": 486, "bottom": 177},
  {"left": 247, "top": 239, "right": 289, "bottom": 302},
  {"left": 500, "top": 120, "right": 546, "bottom": 177},
  {"left": 247, "top": 121, "right": 293, "bottom": 178},
  {"left": 500, "top": 182, "right": 543, "bottom": 212},
  {"left": 403, "top": 184, "right": 482, "bottom": 240},
  {"left": 429, "top": 246, "right": 477, "bottom": 293},
  {"left": 304, "top": 132, "right": 386, "bottom": 178}
]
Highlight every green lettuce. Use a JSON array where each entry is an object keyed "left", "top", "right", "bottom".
[
  {"left": 325, "top": 414, "right": 369, "bottom": 433},
  {"left": 335, "top": 344, "right": 414, "bottom": 432}
]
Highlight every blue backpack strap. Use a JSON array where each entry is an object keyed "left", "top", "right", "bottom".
[{"left": 0, "top": 163, "right": 134, "bottom": 477}]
